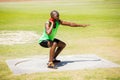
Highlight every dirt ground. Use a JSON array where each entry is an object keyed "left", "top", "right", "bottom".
[{"left": 0, "top": 31, "right": 40, "bottom": 45}]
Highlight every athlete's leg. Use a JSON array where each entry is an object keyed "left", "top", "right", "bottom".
[
  {"left": 49, "top": 42, "right": 57, "bottom": 62},
  {"left": 53, "top": 40, "right": 66, "bottom": 60},
  {"left": 47, "top": 41, "right": 57, "bottom": 62},
  {"left": 47, "top": 41, "right": 58, "bottom": 68},
  {"left": 47, "top": 39, "right": 66, "bottom": 68},
  {"left": 40, "top": 40, "right": 58, "bottom": 68}
]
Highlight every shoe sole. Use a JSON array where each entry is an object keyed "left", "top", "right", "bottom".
[{"left": 48, "top": 66, "right": 57, "bottom": 69}]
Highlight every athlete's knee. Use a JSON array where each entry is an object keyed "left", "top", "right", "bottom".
[
  {"left": 47, "top": 41, "right": 53, "bottom": 47},
  {"left": 48, "top": 41, "right": 57, "bottom": 48},
  {"left": 61, "top": 42, "right": 66, "bottom": 48},
  {"left": 57, "top": 41, "right": 66, "bottom": 48},
  {"left": 63, "top": 42, "right": 66, "bottom": 48},
  {"left": 53, "top": 42, "right": 58, "bottom": 46}
]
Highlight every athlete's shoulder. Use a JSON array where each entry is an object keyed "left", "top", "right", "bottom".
[
  {"left": 45, "top": 19, "right": 53, "bottom": 24},
  {"left": 58, "top": 19, "right": 62, "bottom": 24}
]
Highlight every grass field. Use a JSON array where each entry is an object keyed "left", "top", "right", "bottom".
[{"left": 0, "top": 0, "right": 120, "bottom": 80}]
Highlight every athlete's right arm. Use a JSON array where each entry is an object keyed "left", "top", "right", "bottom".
[{"left": 45, "top": 21, "right": 54, "bottom": 35}]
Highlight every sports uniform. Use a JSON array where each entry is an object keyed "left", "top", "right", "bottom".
[{"left": 38, "top": 18, "right": 61, "bottom": 48}]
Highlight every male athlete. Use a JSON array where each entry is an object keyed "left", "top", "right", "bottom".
[{"left": 39, "top": 10, "right": 89, "bottom": 69}]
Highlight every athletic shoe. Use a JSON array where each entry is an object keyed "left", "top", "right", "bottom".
[{"left": 53, "top": 59, "right": 61, "bottom": 63}]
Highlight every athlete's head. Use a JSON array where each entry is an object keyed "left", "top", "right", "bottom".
[{"left": 50, "top": 10, "right": 59, "bottom": 20}]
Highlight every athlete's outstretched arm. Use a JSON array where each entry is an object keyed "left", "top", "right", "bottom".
[{"left": 60, "top": 20, "right": 89, "bottom": 27}]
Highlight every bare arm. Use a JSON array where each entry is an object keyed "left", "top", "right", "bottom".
[
  {"left": 60, "top": 20, "right": 89, "bottom": 27},
  {"left": 45, "top": 21, "right": 54, "bottom": 35}
]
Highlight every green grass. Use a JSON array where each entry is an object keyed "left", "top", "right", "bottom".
[{"left": 0, "top": 0, "right": 120, "bottom": 80}]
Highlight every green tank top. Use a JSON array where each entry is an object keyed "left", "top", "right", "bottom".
[{"left": 38, "top": 20, "right": 60, "bottom": 43}]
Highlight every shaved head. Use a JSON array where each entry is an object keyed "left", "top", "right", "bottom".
[{"left": 50, "top": 10, "right": 59, "bottom": 20}]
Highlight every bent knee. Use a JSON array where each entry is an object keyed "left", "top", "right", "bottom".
[
  {"left": 53, "top": 42, "right": 58, "bottom": 46},
  {"left": 63, "top": 42, "right": 66, "bottom": 48},
  {"left": 60, "top": 42, "right": 66, "bottom": 48},
  {"left": 48, "top": 41, "right": 57, "bottom": 47}
]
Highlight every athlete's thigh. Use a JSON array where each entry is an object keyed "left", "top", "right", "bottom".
[{"left": 54, "top": 38, "right": 66, "bottom": 47}]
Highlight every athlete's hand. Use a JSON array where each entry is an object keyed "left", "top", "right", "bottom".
[{"left": 82, "top": 24, "right": 90, "bottom": 27}]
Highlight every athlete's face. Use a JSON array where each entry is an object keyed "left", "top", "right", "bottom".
[{"left": 52, "top": 12, "right": 59, "bottom": 20}]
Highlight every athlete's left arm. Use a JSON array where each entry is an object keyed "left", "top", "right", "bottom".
[{"left": 60, "top": 20, "right": 89, "bottom": 27}]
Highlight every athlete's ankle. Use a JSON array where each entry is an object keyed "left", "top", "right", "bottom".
[{"left": 47, "top": 62, "right": 54, "bottom": 66}]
